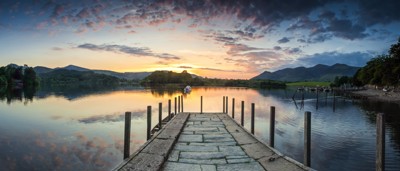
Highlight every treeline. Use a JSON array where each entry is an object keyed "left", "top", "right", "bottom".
[
  {"left": 141, "top": 70, "right": 204, "bottom": 85},
  {"left": 0, "top": 64, "right": 39, "bottom": 88},
  {"left": 39, "top": 69, "right": 122, "bottom": 87},
  {"left": 142, "top": 70, "right": 286, "bottom": 88},
  {"left": 330, "top": 76, "right": 352, "bottom": 87},
  {"left": 353, "top": 38, "right": 400, "bottom": 87}
]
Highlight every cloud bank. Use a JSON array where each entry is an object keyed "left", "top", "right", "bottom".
[{"left": 77, "top": 43, "right": 180, "bottom": 60}]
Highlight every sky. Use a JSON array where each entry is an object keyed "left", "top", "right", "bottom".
[{"left": 0, "top": 0, "right": 399, "bottom": 79}]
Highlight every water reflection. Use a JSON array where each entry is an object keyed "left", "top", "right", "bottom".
[
  {"left": 0, "top": 86, "right": 36, "bottom": 104},
  {"left": 0, "top": 86, "right": 399, "bottom": 171}
]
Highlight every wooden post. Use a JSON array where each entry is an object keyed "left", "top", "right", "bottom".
[
  {"left": 147, "top": 106, "right": 152, "bottom": 140},
  {"left": 223, "top": 96, "right": 225, "bottom": 113},
  {"left": 232, "top": 98, "right": 235, "bottom": 118},
  {"left": 181, "top": 95, "right": 183, "bottom": 112},
  {"left": 123, "top": 112, "right": 131, "bottom": 159},
  {"left": 270, "top": 106, "right": 275, "bottom": 147},
  {"left": 251, "top": 103, "right": 255, "bottom": 134},
  {"left": 376, "top": 113, "right": 385, "bottom": 171},
  {"left": 200, "top": 96, "right": 203, "bottom": 114},
  {"left": 316, "top": 90, "right": 319, "bottom": 110},
  {"left": 225, "top": 96, "right": 228, "bottom": 114},
  {"left": 241, "top": 101, "right": 244, "bottom": 126},
  {"left": 158, "top": 102, "right": 162, "bottom": 129},
  {"left": 168, "top": 99, "right": 171, "bottom": 120},
  {"left": 333, "top": 91, "right": 336, "bottom": 112},
  {"left": 304, "top": 111, "right": 311, "bottom": 167},
  {"left": 174, "top": 97, "right": 177, "bottom": 115},
  {"left": 178, "top": 96, "right": 181, "bottom": 113}
]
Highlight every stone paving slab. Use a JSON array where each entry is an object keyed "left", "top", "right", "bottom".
[
  {"left": 180, "top": 152, "right": 226, "bottom": 159},
  {"left": 163, "top": 162, "right": 202, "bottom": 171},
  {"left": 217, "top": 162, "right": 265, "bottom": 171},
  {"left": 178, "top": 134, "right": 203, "bottom": 142},
  {"left": 175, "top": 144, "right": 219, "bottom": 152},
  {"left": 179, "top": 158, "right": 227, "bottom": 164}
]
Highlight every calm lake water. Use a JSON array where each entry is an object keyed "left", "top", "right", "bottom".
[{"left": 0, "top": 86, "right": 399, "bottom": 171}]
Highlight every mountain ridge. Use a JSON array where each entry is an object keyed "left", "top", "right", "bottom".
[
  {"left": 252, "top": 63, "right": 360, "bottom": 82},
  {"left": 34, "top": 65, "right": 151, "bottom": 80}
]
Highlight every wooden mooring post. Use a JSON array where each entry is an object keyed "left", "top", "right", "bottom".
[
  {"left": 178, "top": 96, "right": 181, "bottom": 113},
  {"left": 304, "top": 111, "right": 311, "bottom": 167},
  {"left": 147, "top": 106, "right": 152, "bottom": 140},
  {"left": 232, "top": 98, "right": 235, "bottom": 118},
  {"left": 174, "top": 97, "right": 177, "bottom": 115},
  {"left": 158, "top": 103, "right": 162, "bottom": 129},
  {"left": 241, "top": 101, "right": 244, "bottom": 126},
  {"left": 123, "top": 112, "right": 131, "bottom": 159},
  {"left": 316, "top": 90, "right": 319, "bottom": 110},
  {"left": 251, "top": 103, "right": 255, "bottom": 134},
  {"left": 225, "top": 96, "right": 228, "bottom": 114},
  {"left": 223, "top": 96, "right": 226, "bottom": 113},
  {"left": 181, "top": 95, "right": 183, "bottom": 112},
  {"left": 168, "top": 99, "right": 171, "bottom": 120},
  {"left": 200, "top": 96, "right": 203, "bottom": 114},
  {"left": 376, "top": 113, "right": 385, "bottom": 171},
  {"left": 270, "top": 106, "right": 275, "bottom": 147},
  {"left": 333, "top": 91, "right": 336, "bottom": 112}
]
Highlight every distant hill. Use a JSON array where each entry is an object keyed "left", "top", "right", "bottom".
[
  {"left": 56, "top": 65, "right": 90, "bottom": 72},
  {"left": 39, "top": 69, "right": 121, "bottom": 86},
  {"left": 34, "top": 65, "right": 151, "bottom": 80},
  {"left": 33, "top": 66, "right": 53, "bottom": 74},
  {"left": 252, "top": 63, "right": 360, "bottom": 82}
]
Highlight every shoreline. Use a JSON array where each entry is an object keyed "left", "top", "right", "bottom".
[{"left": 349, "top": 89, "right": 400, "bottom": 105}]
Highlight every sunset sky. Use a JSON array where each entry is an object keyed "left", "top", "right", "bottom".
[{"left": 0, "top": 0, "right": 399, "bottom": 79}]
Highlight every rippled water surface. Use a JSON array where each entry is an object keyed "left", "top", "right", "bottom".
[{"left": 0, "top": 87, "right": 399, "bottom": 170}]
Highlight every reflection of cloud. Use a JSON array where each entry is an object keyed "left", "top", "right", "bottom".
[
  {"left": 78, "top": 110, "right": 146, "bottom": 124},
  {"left": 75, "top": 132, "right": 88, "bottom": 142},
  {"left": 35, "top": 139, "right": 46, "bottom": 148},
  {"left": 52, "top": 155, "right": 63, "bottom": 167}
]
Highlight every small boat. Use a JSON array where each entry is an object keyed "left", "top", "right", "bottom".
[{"left": 184, "top": 85, "right": 191, "bottom": 94}]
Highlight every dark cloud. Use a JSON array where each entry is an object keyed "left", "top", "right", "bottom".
[
  {"left": 77, "top": 43, "right": 180, "bottom": 60},
  {"left": 50, "top": 4, "right": 65, "bottom": 18},
  {"left": 356, "top": 0, "right": 400, "bottom": 26},
  {"left": 6, "top": 0, "right": 399, "bottom": 43},
  {"left": 76, "top": 8, "right": 91, "bottom": 19},
  {"left": 285, "top": 47, "right": 302, "bottom": 54},
  {"left": 51, "top": 47, "right": 63, "bottom": 51},
  {"left": 225, "top": 50, "right": 292, "bottom": 72},
  {"left": 202, "top": 29, "right": 263, "bottom": 45},
  {"left": 225, "top": 43, "right": 264, "bottom": 56},
  {"left": 326, "top": 18, "right": 368, "bottom": 40},
  {"left": 288, "top": 10, "right": 369, "bottom": 42},
  {"left": 273, "top": 46, "right": 282, "bottom": 50},
  {"left": 198, "top": 67, "right": 242, "bottom": 72},
  {"left": 277, "top": 37, "right": 291, "bottom": 44},
  {"left": 178, "top": 66, "right": 193, "bottom": 69},
  {"left": 297, "top": 51, "right": 374, "bottom": 67}
]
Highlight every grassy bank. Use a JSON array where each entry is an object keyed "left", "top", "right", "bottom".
[{"left": 286, "top": 82, "right": 330, "bottom": 87}]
